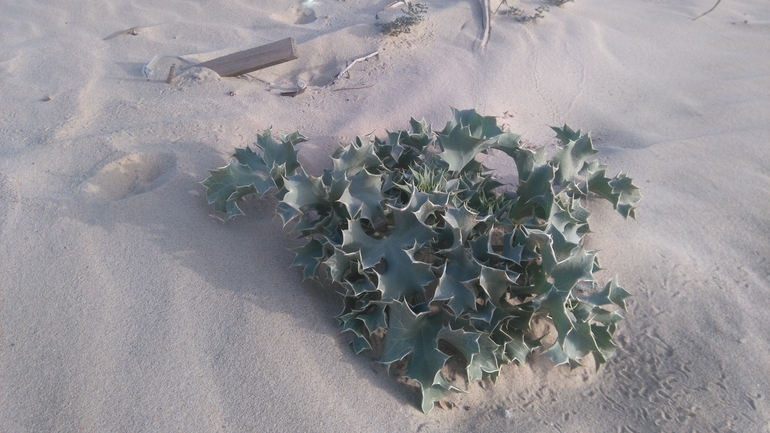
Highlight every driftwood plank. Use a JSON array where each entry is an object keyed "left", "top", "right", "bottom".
[{"left": 196, "top": 38, "right": 298, "bottom": 77}]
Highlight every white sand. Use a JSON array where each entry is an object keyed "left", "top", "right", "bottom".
[{"left": 1, "top": 0, "right": 769, "bottom": 431}]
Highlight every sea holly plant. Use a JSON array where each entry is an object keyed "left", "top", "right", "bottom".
[{"left": 201, "top": 109, "right": 641, "bottom": 413}]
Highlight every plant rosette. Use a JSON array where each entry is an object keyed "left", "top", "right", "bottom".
[{"left": 201, "top": 109, "right": 641, "bottom": 413}]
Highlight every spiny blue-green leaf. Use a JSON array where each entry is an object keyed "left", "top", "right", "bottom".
[
  {"left": 336, "top": 290, "right": 380, "bottom": 351},
  {"left": 543, "top": 341, "right": 569, "bottom": 367},
  {"left": 338, "top": 310, "right": 361, "bottom": 335},
  {"left": 469, "top": 232, "right": 492, "bottom": 264},
  {"left": 533, "top": 287, "right": 573, "bottom": 346},
  {"left": 341, "top": 207, "right": 437, "bottom": 301},
  {"left": 382, "top": 131, "right": 406, "bottom": 166},
  {"left": 590, "top": 324, "right": 619, "bottom": 371},
  {"left": 233, "top": 146, "right": 269, "bottom": 175},
  {"left": 371, "top": 240, "right": 435, "bottom": 302},
  {"left": 352, "top": 335, "right": 372, "bottom": 354},
  {"left": 231, "top": 130, "right": 304, "bottom": 184},
  {"left": 326, "top": 248, "right": 355, "bottom": 282},
  {"left": 497, "top": 328, "right": 533, "bottom": 365},
  {"left": 442, "top": 205, "right": 481, "bottom": 250},
  {"left": 359, "top": 302, "right": 387, "bottom": 333},
  {"left": 441, "top": 108, "right": 504, "bottom": 140},
  {"left": 382, "top": 119, "right": 432, "bottom": 169},
  {"left": 338, "top": 297, "right": 368, "bottom": 337},
  {"left": 338, "top": 311, "right": 372, "bottom": 354},
  {"left": 322, "top": 218, "right": 346, "bottom": 245},
  {"left": 280, "top": 130, "right": 309, "bottom": 146},
  {"left": 201, "top": 162, "right": 274, "bottom": 220},
  {"left": 332, "top": 136, "right": 384, "bottom": 176},
  {"left": 585, "top": 160, "right": 642, "bottom": 219},
  {"left": 482, "top": 310, "right": 537, "bottom": 365},
  {"left": 507, "top": 146, "right": 548, "bottom": 182},
  {"left": 478, "top": 265, "right": 518, "bottom": 308},
  {"left": 508, "top": 163, "right": 555, "bottom": 222},
  {"left": 292, "top": 206, "right": 340, "bottom": 238},
  {"left": 444, "top": 205, "right": 484, "bottom": 244},
  {"left": 473, "top": 333, "right": 502, "bottom": 380},
  {"left": 501, "top": 303, "right": 536, "bottom": 333},
  {"left": 436, "top": 122, "right": 493, "bottom": 172},
  {"left": 437, "top": 325, "right": 479, "bottom": 368},
  {"left": 436, "top": 108, "right": 503, "bottom": 173},
  {"left": 253, "top": 129, "right": 305, "bottom": 174},
  {"left": 548, "top": 195, "right": 590, "bottom": 247},
  {"left": 550, "top": 248, "right": 597, "bottom": 292},
  {"left": 341, "top": 274, "right": 378, "bottom": 296},
  {"left": 409, "top": 117, "right": 432, "bottom": 142},
  {"left": 340, "top": 207, "right": 436, "bottom": 270},
  {"left": 490, "top": 131, "right": 522, "bottom": 157},
  {"left": 338, "top": 170, "right": 384, "bottom": 221},
  {"left": 227, "top": 183, "right": 258, "bottom": 212},
  {"left": 550, "top": 124, "right": 583, "bottom": 145},
  {"left": 467, "top": 297, "right": 496, "bottom": 324},
  {"left": 568, "top": 197, "right": 591, "bottom": 223},
  {"left": 571, "top": 301, "right": 624, "bottom": 326},
  {"left": 282, "top": 171, "right": 327, "bottom": 210},
  {"left": 584, "top": 277, "right": 632, "bottom": 311},
  {"left": 403, "top": 190, "right": 446, "bottom": 224},
  {"left": 229, "top": 130, "right": 305, "bottom": 191},
  {"left": 421, "top": 373, "right": 464, "bottom": 414},
  {"left": 291, "top": 239, "right": 325, "bottom": 280},
  {"left": 606, "top": 175, "right": 641, "bottom": 218},
  {"left": 550, "top": 130, "right": 598, "bottom": 187},
  {"left": 560, "top": 321, "right": 602, "bottom": 369},
  {"left": 380, "top": 301, "right": 453, "bottom": 395},
  {"left": 437, "top": 326, "right": 500, "bottom": 383},
  {"left": 274, "top": 201, "right": 300, "bottom": 227},
  {"left": 457, "top": 173, "right": 505, "bottom": 212},
  {"left": 280, "top": 170, "right": 329, "bottom": 225},
  {"left": 486, "top": 230, "right": 525, "bottom": 265},
  {"left": 433, "top": 247, "right": 479, "bottom": 315},
  {"left": 519, "top": 228, "right": 558, "bottom": 273},
  {"left": 325, "top": 169, "right": 350, "bottom": 201},
  {"left": 405, "top": 117, "right": 434, "bottom": 154},
  {"left": 547, "top": 224, "right": 580, "bottom": 262},
  {"left": 539, "top": 294, "right": 620, "bottom": 370}
]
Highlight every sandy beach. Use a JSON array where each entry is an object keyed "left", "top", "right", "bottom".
[{"left": 1, "top": 0, "right": 769, "bottom": 431}]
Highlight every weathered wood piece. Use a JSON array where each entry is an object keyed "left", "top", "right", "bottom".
[
  {"left": 166, "top": 64, "right": 177, "bottom": 84},
  {"left": 480, "top": 0, "right": 491, "bottom": 49},
  {"left": 196, "top": 38, "right": 298, "bottom": 77}
]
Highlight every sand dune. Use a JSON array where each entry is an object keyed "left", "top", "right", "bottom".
[{"left": 1, "top": 0, "right": 769, "bottom": 431}]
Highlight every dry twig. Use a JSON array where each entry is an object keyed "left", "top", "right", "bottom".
[
  {"left": 693, "top": 0, "right": 722, "bottom": 20},
  {"left": 332, "top": 84, "right": 375, "bottom": 91},
  {"left": 327, "top": 51, "right": 379, "bottom": 87}
]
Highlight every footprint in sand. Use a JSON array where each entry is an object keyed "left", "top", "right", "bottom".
[
  {"left": 82, "top": 152, "right": 175, "bottom": 200},
  {"left": 270, "top": 6, "right": 317, "bottom": 25}
]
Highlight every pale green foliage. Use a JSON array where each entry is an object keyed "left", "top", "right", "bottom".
[
  {"left": 498, "top": 0, "right": 574, "bottom": 23},
  {"left": 201, "top": 109, "right": 641, "bottom": 413},
  {"left": 377, "top": 2, "right": 428, "bottom": 36}
]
